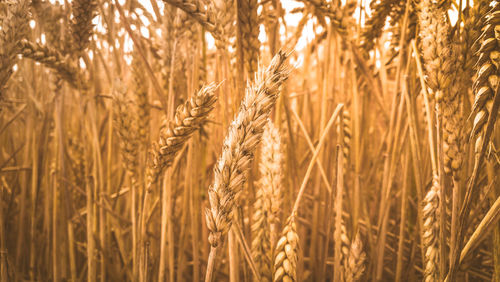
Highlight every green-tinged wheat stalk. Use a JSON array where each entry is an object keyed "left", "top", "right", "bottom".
[
  {"left": 419, "top": 0, "right": 463, "bottom": 176},
  {"left": 422, "top": 177, "right": 440, "bottom": 282},
  {"left": 19, "top": 39, "right": 87, "bottom": 90},
  {"left": 70, "top": 0, "right": 97, "bottom": 54},
  {"left": 205, "top": 51, "right": 290, "bottom": 249},
  {"left": 251, "top": 120, "right": 283, "bottom": 282},
  {"left": 470, "top": 2, "right": 500, "bottom": 152},
  {"left": 273, "top": 215, "right": 298, "bottom": 282},
  {"left": 147, "top": 83, "right": 218, "bottom": 188},
  {"left": 0, "top": 0, "right": 29, "bottom": 97}
]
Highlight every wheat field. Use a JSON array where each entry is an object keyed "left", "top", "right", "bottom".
[{"left": 0, "top": 0, "right": 499, "bottom": 281}]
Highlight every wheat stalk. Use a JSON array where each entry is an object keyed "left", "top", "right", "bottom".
[{"left": 204, "top": 51, "right": 290, "bottom": 282}]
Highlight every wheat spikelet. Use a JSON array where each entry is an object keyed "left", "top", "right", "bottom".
[
  {"left": 470, "top": 2, "right": 500, "bottom": 153},
  {"left": 70, "top": 0, "right": 97, "bottom": 54},
  {"left": 422, "top": 177, "right": 440, "bottom": 282},
  {"left": 273, "top": 215, "right": 298, "bottom": 282},
  {"left": 0, "top": 0, "right": 29, "bottom": 97},
  {"left": 19, "top": 39, "right": 87, "bottom": 90},
  {"left": 419, "top": 0, "right": 463, "bottom": 176},
  {"left": 147, "top": 83, "right": 218, "bottom": 187},
  {"left": 238, "top": 0, "right": 260, "bottom": 78},
  {"left": 205, "top": 51, "right": 290, "bottom": 249}
]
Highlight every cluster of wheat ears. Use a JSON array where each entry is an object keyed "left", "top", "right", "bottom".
[{"left": 0, "top": 0, "right": 499, "bottom": 281}]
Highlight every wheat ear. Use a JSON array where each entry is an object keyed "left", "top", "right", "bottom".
[
  {"left": 132, "top": 51, "right": 150, "bottom": 146},
  {"left": 422, "top": 177, "right": 441, "bottom": 282},
  {"left": 0, "top": 0, "right": 29, "bottom": 96},
  {"left": 238, "top": 0, "right": 260, "bottom": 78},
  {"left": 70, "top": 0, "right": 98, "bottom": 54},
  {"left": 204, "top": 51, "right": 290, "bottom": 282},
  {"left": 19, "top": 40, "right": 87, "bottom": 90},
  {"left": 251, "top": 120, "right": 283, "bottom": 282},
  {"left": 273, "top": 215, "right": 298, "bottom": 282},
  {"left": 162, "top": 0, "right": 224, "bottom": 44},
  {"left": 343, "top": 230, "right": 367, "bottom": 282},
  {"left": 147, "top": 83, "right": 218, "bottom": 188},
  {"left": 419, "top": 0, "right": 463, "bottom": 176},
  {"left": 470, "top": 3, "right": 500, "bottom": 152}
]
